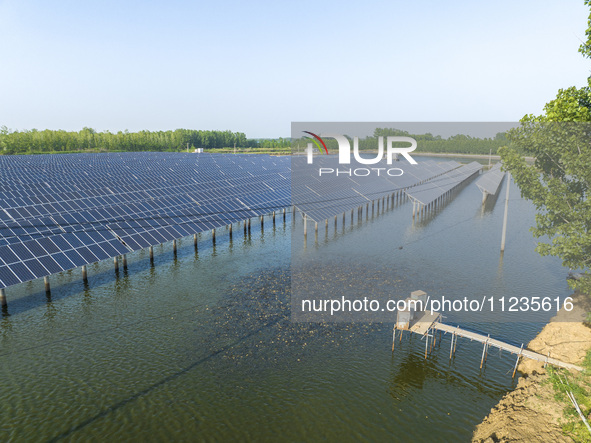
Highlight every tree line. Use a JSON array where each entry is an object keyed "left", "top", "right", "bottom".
[
  {"left": 292, "top": 128, "right": 513, "bottom": 155},
  {"left": 0, "top": 126, "right": 291, "bottom": 155}
]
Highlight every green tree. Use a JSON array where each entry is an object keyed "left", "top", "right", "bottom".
[{"left": 499, "top": 1, "right": 591, "bottom": 291}]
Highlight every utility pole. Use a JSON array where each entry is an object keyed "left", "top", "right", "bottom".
[{"left": 500, "top": 173, "right": 511, "bottom": 252}]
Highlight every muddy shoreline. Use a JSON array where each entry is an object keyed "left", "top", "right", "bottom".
[{"left": 472, "top": 293, "right": 591, "bottom": 442}]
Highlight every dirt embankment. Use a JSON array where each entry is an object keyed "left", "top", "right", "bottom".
[{"left": 472, "top": 293, "right": 591, "bottom": 443}]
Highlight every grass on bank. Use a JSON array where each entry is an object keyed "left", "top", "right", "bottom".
[{"left": 547, "top": 347, "right": 591, "bottom": 442}]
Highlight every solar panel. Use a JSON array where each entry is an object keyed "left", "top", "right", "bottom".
[
  {"left": 291, "top": 156, "right": 462, "bottom": 222},
  {"left": 404, "top": 161, "right": 482, "bottom": 206},
  {"left": 0, "top": 153, "right": 291, "bottom": 289},
  {"left": 475, "top": 162, "right": 505, "bottom": 196}
]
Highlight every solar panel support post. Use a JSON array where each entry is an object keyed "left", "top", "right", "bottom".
[
  {"left": 114, "top": 256, "right": 119, "bottom": 270},
  {"left": 229, "top": 223, "right": 233, "bottom": 239},
  {"left": 122, "top": 255, "right": 127, "bottom": 270},
  {"left": 149, "top": 246, "right": 154, "bottom": 263},
  {"left": 283, "top": 208, "right": 286, "bottom": 223},
  {"left": 82, "top": 265, "right": 88, "bottom": 282},
  {"left": 44, "top": 276, "right": 51, "bottom": 296},
  {"left": 482, "top": 191, "right": 488, "bottom": 205},
  {"left": 0, "top": 288, "right": 6, "bottom": 308},
  {"left": 173, "top": 239, "right": 178, "bottom": 255},
  {"left": 194, "top": 234, "right": 198, "bottom": 251},
  {"left": 334, "top": 215, "right": 337, "bottom": 230},
  {"left": 366, "top": 202, "right": 369, "bottom": 220},
  {"left": 212, "top": 230, "right": 216, "bottom": 244},
  {"left": 315, "top": 222, "right": 318, "bottom": 243},
  {"left": 273, "top": 211, "right": 275, "bottom": 224},
  {"left": 260, "top": 215, "right": 264, "bottom": 230},
  {"left": 350, "top": 208, "right": 353, "bottom": 224},
  {"left": 248, "top": 218, "right": 251, "bottom": 232},
  {"left": 303, "top": 215, "right": 307, "bottom": 238}
]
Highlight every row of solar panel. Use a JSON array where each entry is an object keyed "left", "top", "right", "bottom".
[
  {"left": 0, "top": 153, "right": 291, "bottom": 289},
  {"left": 475, "top": 163, "right": 505, "bottom": 195},
  {"left": 290, "top": 157, "right": 462, "bottom": 222},
  {"left": 404, "top": 162, "right": 483, "bottom": 205}
]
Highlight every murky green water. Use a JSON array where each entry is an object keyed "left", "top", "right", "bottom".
[{"left": 0, "top": 161, "right": 570, "bottom": 442}]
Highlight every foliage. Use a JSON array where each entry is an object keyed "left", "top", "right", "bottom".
[
  {"left": 546, "top": 354, "right": 591, "bottom": 442},
  {"left": 0, "top": 127, "right": 290, "bottom": 155},
  {"left": 499, "top": 1, "right": 591, "bottom": 293},
  {"left": 292, "top": 128, "right": 512, "bottom": 156}
]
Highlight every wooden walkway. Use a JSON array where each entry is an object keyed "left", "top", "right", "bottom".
[{"left": 396, "top": 310, "right": 583, "bottom": 373}]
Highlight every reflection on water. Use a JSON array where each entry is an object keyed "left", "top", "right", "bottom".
[{"left": 0, "top": 160, "right": 571, "bottom": 441}]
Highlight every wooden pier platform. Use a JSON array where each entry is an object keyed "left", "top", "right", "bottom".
[{"left": 396, "top": 310, "right": 583, "bottom": 373}]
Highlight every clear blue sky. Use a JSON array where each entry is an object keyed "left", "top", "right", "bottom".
[{"left": 0, "top": 0, "right": 589, "bottom": 138}]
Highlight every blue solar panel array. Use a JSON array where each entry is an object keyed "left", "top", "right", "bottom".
[
  {"left": 404, "top": 161, "right": 482, "bottom": 205},
  {"left": 0, "top": 153, "right": 291, "bottom": 289},
  {"left": 475, "top": 162, "right": 505, "bottom": 196},
  {"left": 291, "top": 156, "right": 461, "bottom": 222}
]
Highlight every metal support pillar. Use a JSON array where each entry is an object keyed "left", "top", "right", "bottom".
[{"left": 44, "top": 276, "right": 51, "bottom": 296}]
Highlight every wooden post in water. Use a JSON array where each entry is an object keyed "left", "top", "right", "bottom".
[
  {"left": 303, "top": 215, "right": 307, "bottom": 239},
  {"left": 283, "top": 208, "right": 286, "bottom": 223},
  {"left": 0, "top": 288, "right": 6, "bottom": 308},
  {"left": 450, "top": 331, "right": 455, "bottom": 360},
  {"left": 122, "top": 254, "right": 128, "bottom": 270},
  {"left": 512, "top": 344, "right": 523, "bottom": 378},
  {"left": 229, "top": 223, "right": 233, "bottom": 239},
  {"left": 273, "top": 211, "right": 276, "bottom": 224},
  {"left": 260, "top": 215, "right": 264, "bottom": 229},
  {"left": 173, "top": 239, "right": 177, "bottom": 255},
  {"left": 480, "top": 338, "right": 488, "bottom": 369},
  {"left": 392, "top": 328, "right": 396, "bottom": 351},
  {"left": 194, "top": 234, "right": 198, "bottom": 251},
  {"left": 82, "top": 265, "right": 88, "bottom": 282},
  {"left": 114, "top": 255, "right": 119, "bottom": 270},
  {"left": 149, "top": 246, "right": 154, "bottom": 263},
  {"left": 425, "top": 331, "right": 429, "bottom": 359},
  {"left": 501, "top": 173, "right": 511, "bottom": 252}
]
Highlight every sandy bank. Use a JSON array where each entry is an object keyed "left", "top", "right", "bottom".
[{"left": 472, "top": 293, "right": 591, "bottom": 443}]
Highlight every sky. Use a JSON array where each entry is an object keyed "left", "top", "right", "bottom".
[{"left": 0, "top": 0, "right": 589, "bottom": 138}]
